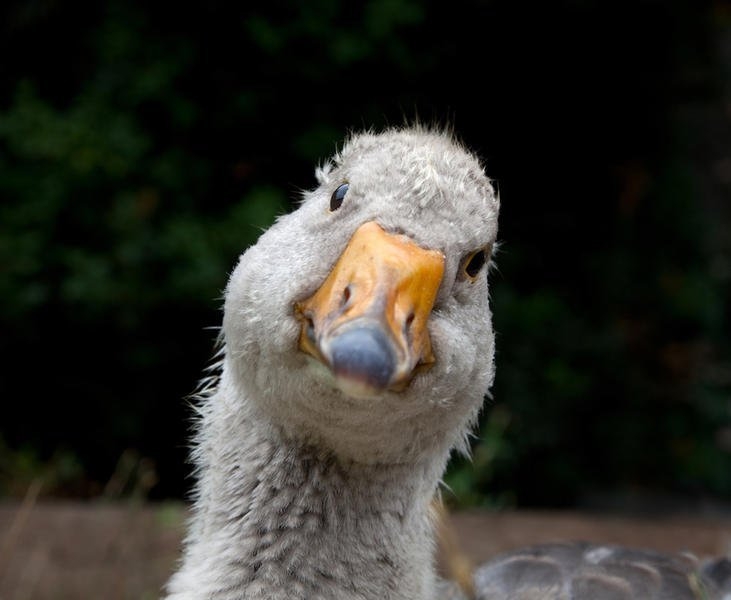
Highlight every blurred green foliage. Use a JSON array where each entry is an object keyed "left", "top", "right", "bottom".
[
  {"left": 0, "top": 0, "right": 729, "bottom": 508},
  {"left": 0, "top": 435, "right": 85, "bottom": 498}
]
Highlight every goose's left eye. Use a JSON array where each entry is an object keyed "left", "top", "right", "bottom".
[
  {"left": 330, "top": 183, "right": 349, "bottom": 211},
  {"left": 461, "top": 247, "right": 489, "bottom": 281}
]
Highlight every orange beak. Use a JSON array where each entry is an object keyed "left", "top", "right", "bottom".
[{"left": 294, "top": 221, "right": 445, "bottom": 397}]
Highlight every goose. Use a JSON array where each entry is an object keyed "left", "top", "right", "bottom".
[{"left": 165, "top": 126, "right": 730, "bottom": 600}]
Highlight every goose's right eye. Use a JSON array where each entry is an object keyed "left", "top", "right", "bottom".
[
  {"left": 330, "top": 183, "right": 349, "bottom": 211},
  {"left": 460, "top": 245, "right": 492, "bottom": 282}
]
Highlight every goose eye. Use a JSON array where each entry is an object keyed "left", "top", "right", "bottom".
[
  {"left": 330, "top": 183, "right": 349, "bottom": 211},
  {"left": 462, "top": 248, "right": 487, "bottom": 280}
]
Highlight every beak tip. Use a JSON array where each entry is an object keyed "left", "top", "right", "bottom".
[{"left": 326, "top": 325, "right": 396, "bottom": 394}]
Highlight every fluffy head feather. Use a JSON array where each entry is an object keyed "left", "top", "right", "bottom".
[{"left": 222, "top": 126, "right": 499, "bottom": 464}]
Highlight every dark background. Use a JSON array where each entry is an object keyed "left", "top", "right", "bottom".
[{"left": 1, "top": 0, "right": 729, "bottom": 511}]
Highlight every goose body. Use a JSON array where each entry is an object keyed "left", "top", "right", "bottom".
[{"left": 166, "top": 127, "right": 729, "bottom": 600}]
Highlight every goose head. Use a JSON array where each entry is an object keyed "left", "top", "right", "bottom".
[{"left": 223, "top": 127, "right": 499, "bottom": 464}]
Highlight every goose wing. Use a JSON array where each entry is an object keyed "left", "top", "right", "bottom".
[{"left": 470, "top": 542, "right": 730, "bottom": 600}]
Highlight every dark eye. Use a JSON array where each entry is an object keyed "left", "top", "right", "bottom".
[
  {"left": 330, "top": 183, "right": 349, "bottom": 211},
  {"left": 462, "top": 247, "right": 488, "bottom": 280}
]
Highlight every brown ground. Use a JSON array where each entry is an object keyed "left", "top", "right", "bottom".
[{"left": 1, "top": 501, "right": 730, "bottom": 600}]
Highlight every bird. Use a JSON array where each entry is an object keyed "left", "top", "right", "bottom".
[{"left": 164, "top": 126, "right": 730, "bottom": 600}]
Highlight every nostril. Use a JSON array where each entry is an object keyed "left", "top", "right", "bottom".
[
  {"left": 341, "top": 285, "right": 352, "bottom": 307},
  {"left": 402, "top": 312, "right": 416, "bottom": 340},
  {"left": 305, "top": 316, "right": 316, "bottom": 342}
]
